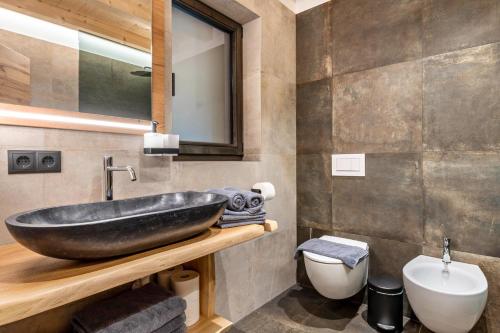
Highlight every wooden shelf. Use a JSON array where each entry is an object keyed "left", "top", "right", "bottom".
[
  {"left": 0, "top": 223, "right": 272, "bottom": 326},
  {"left": 188, "top": 315, "right": 232, "bottom": 333}
]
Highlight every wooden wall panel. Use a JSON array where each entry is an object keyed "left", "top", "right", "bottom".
[
  {"left": 152, "top": 0, "right": 166, "bottom": 133},
  {"left": 0, "top": 44, "right": 30, "bottom": 105}
]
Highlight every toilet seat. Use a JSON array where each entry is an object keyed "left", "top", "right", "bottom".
[
  {"left": 303, "top": 235, "right": 368, "bottom": 265},
  {"left": 303, "top": 235, "right": 369, "bottom": 299}
]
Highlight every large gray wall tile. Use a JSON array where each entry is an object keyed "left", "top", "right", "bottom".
[
  {"left": 297, "top": 154, "right": 332, "bottom": 228},
  {"left": 423, "top": 0, "right": 500, "bottom": 57},
  {"left": 297, "top": 79, "right": 332, "bottom": 154},
  {"left": 332, "top": 153, "right": 424, "bottom": 244},
  {"left": 424, "top": 152, "right": 500, "bottom": 257},
  {"left": 332, "top": 61, "right": 423, "bottom": 153},
  {"left": 423, "top": 43, "right": 500, "bottom": 152},
  {"left": 331, "top": 0, "right": 422, "bottom": 75},
  {"left": 296, "top": 2, "right": 332, "bottom": 84}
]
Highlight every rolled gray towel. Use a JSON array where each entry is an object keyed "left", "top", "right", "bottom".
[
  {"left": 295, "top": 239, "right": 368, "bottom": 269},
  {"left": 152, "top": 314, "right": 186, "bottom": 333},
  {"left": 208, "top": 188, "right": 245, "bottom": 211},
  {"left": 72, "top": 284, "right": 187, "bottom": 333},
  {"left": 225, "top": 187, "right": 264, "bottom": 214}
]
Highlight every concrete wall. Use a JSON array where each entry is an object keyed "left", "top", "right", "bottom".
[
  {"left": 0, "top": 0, "right": 296, "bottom": 324},
  {"left": 296, "top": 0, "right": 499, "bottom": 331}
]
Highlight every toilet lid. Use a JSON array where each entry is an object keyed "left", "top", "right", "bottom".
[{"left": 303, "top": 235, "right": 368, "bottom": 264}]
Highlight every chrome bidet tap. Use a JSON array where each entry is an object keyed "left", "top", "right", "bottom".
[{"left": 442, "top": 236, "right": 451, "bottom": 265}]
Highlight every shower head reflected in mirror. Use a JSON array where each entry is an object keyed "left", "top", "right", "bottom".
[{"left": 130, "top": 66, "right": 152, "bottom": 77}]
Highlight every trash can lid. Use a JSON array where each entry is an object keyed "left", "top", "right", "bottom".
[{"left": 368, "top": 275, "right": 403, "bottom": 294}]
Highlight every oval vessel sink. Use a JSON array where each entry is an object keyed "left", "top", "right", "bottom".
[
  {"left": 5, "top": 191, "right": 227, "bottom": 260},
  {"left": 403, "top": 255, "right": 488, "bottom": 333}
]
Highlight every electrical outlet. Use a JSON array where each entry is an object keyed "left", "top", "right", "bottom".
[
  {"left": 8, "top": 150, "right": 61, "bottom": 174},
  {"left": 8, "top": 151, "right": 36, "bottom": 174},
  {"left": 36, "top": 151, "right": 61, "bottom": 172}
]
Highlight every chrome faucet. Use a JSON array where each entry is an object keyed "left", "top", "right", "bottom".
[
  {"left": 442, "top": 236, "right": 451, "bottom": 265},
  {"left": 103, "top": 155, "right": 137, "bottom": 201}
]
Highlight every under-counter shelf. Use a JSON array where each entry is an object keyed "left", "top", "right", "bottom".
[{"left": 0, "top": 221, "right": 277, "bottom": 331}]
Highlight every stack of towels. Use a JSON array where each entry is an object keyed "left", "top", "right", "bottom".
[
  {"left": 209, "top": 187, "right": 266, "bottom": 228},
  {"left": 72, "top": 284, "right": 187, "bottom": 333}
]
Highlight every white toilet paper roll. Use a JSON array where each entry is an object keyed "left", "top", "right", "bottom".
[
  {"left": 252, "top": 182, "right": 276, "bottom": 201},
  {"left": 172, "top": 270, "right": 200, "bottom": 327},
  {"left": 157, "top": 265, "right": 183, "bottom": 291}
]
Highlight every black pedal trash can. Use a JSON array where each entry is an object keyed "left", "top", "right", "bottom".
[{"left": 367, "top": 275, "right": 404, "bottom": 332}]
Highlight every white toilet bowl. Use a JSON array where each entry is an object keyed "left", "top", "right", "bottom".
[{"left": 304, "top": 235, "right": 369, "bottom": 299}]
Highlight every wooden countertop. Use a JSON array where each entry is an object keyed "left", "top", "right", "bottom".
[{"left": 0, "top": 224, "right": 269, "bottom": 326}]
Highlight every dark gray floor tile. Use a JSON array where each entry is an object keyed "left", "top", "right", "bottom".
[{"left": 230, "top": 285, "right": 421, "bottom": 333}]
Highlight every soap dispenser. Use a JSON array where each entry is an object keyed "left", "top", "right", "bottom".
[{"left": 143, "top": 121, "right": 179, "bottom": 156}]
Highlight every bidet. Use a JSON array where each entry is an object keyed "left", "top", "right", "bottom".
[{"left": 403, "top": 255, "right": 488, "bottom": 333}]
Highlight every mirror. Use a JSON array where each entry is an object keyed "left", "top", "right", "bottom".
[{"left": 0, "top": 0, "right": 156, "bottom": 127}]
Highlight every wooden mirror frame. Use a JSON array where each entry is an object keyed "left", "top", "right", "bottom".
[{"left": 0, "top": 0, "right": 166, "bottom": 135}]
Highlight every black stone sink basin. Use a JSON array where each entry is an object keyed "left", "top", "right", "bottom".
[{"left": 5, "top": 191, "right": 227, "bottom": 260}]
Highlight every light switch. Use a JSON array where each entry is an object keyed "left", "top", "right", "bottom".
[{"left": 332, "top": 154, "right": 365, "bottom": 176}]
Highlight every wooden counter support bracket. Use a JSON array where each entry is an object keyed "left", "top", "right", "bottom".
[{"left": 0, "top": 221, "right": 278, "bottom": 333}]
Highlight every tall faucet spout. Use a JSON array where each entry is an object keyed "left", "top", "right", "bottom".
[
  {"left": 126, "top": 166, "right": 137, "bottom": 181},
  {"left": 106, "top": 166, "right": 137, "bottom": 180},
  {"left": 103, "top": 156, "right": 137, "bottom": 201}
]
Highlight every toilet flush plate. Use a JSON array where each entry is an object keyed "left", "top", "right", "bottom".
[{"left": 332, "top": 154, "right": 365, "bottom": 176}]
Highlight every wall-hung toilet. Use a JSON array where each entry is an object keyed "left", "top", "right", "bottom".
[{"left": 304, "top": 235, "right": 369, "bottom": 299}]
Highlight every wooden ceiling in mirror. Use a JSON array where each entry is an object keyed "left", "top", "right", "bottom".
[
  {"left": 0, "top": 0, "right": 152, "bottom": 51},
  {"left": 0, "top": 0, "right": 166, "bottom": 135}
]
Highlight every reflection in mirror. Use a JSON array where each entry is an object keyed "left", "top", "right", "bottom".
[
  {"left": 172, "top": 3, "right": 231, "bottom": 144},
  {"left": 0, "top": 1, "right": 152, "bottom": 121}
]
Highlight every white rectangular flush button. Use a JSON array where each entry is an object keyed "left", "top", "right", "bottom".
[{"left": 332, "top": 154, "right": 365, "bottom": 176}]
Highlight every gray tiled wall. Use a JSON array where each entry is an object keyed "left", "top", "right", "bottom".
[{"left": 296, "top": 0, "right": 500, "bottom": 331}]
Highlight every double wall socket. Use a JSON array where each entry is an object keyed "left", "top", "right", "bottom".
[{"left": 8, "top": 150, "right": 61, "bottom": 174}]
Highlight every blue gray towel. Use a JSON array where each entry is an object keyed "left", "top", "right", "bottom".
[
  {"left": 222, "top": 209, "right": 266, "bottom": 218},
  {"left": 217, "top": 208, "right": 266, "bottom": 228},
  {"left": 152, "top": 314, "right": 186, "bottom": 333},
  {"left": 218, "top": 220, "right": 266, "bottom": 229},
  {"left": 295, "top": 238, "right": 369, "bottom": 269},
  {"left": 208, "top": 188, "right": 245, "bottom": 211},
  {"left": 72, "top": 284, "right": 187, "bottom": 333},
  {"left": 170, "top": 325, "right": 187, "bottom": 333}
]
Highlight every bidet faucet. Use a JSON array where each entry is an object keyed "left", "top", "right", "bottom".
[
  {"left": 103, "top": 155, "right": 136, "bottom": 201},
  {"left": 442, "top": 236, "right": 451, "bottom": 264}
]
